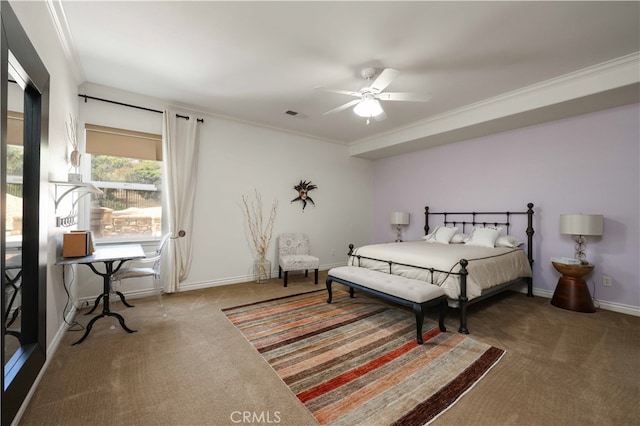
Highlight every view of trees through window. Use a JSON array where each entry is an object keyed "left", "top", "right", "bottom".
[
  {"left": 6, "top": 133, "right": 164, "bottom": 241},
  {"left": 5, "top": 145, "right": 23, "bottom": 239},
  {"left": 6, "top": 145, "right": 23, "bottom": 176},
  {"left": 90, "top": 154, "right": 162, "bottom": 239}
]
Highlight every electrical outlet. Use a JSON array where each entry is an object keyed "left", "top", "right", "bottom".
[
  {"left": 602, "top": 275, "right": 613, "bottom": 287},
  {"left": 331, "top": 249, "right": 335, "bottom": 256}
]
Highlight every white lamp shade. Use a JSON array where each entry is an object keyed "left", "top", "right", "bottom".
[
  {"left": 354, "top": 98, "right": 384, "bottom": 118},
  {"left": 390, "top": 211, "right": 410, "bottom": 226},
  {"left": 560, "top": 214, "right": 603, "bottom": 236}
]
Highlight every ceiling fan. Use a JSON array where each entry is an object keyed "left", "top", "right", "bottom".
[{"left": 317, "top": 67, "right": 430, "bottom": 124}]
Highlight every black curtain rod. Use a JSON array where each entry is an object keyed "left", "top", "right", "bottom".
[{"left": 78, "top": 94, "right": 204, "bottom": 123}]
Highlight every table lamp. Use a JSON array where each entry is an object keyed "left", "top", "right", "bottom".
[
  {"left": 559, "top": 213, "right": 603, "bottom": 264},
  {"left": 390, "top": 211, "right": 409, "bottom": 242}
]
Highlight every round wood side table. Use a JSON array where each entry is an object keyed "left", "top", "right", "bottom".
[{"left": 550, "top": 262, "right": 595, "bottom": 313}]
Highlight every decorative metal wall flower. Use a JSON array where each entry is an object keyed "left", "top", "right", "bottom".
[{"left": 291, "top": 180, "right": 317, "bottom": 211}]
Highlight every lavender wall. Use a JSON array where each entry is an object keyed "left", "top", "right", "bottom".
[{"left": 373, "top": 103, "right": 639, "bottom": 312}]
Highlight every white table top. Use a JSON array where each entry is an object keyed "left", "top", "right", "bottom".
[{"left": 56, "top": 244, "right": 145, "bottom": 265}]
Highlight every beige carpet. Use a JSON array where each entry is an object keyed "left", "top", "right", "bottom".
[{"left": 18, "top": 271, "right": 640, "bottom": 425}]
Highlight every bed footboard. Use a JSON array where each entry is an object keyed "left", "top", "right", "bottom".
[{"left": 347, "top": 244, "right": 471, "bottom": 333}]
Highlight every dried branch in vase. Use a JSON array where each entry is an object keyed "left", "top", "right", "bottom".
[
  {"left": 242, "top": 190, "right": 278, "bottom": 260},
  {"left": 66, "top": 114, "right": 80, "bottom": 169}
]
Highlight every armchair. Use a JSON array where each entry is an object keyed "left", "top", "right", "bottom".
[{"left": 278, "top": 233, "right": 319, "bottom": 287}]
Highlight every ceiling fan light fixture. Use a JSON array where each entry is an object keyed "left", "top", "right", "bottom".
[{"left": 353, "top": 98, "right": 383, "bottom": 118}]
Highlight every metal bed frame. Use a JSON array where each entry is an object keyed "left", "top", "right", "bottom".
[{"left": 348, "top": 202, "right": 535, "bottom": 333}]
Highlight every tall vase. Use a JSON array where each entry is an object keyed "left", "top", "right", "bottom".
[{"left": 254, "top": 257, "right": 271, "bottom": 283}]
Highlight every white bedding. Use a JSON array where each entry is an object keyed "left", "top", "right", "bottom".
[{"left": 348, "top": 241, "right": 532, "bottom": 300}]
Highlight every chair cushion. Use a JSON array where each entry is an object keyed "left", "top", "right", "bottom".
[
  {"left": 328, "top": 266, "right": 445, "bottom": 304},
  {"left": 112, "top": 267, "right": 156, "bottom": 280},
  {"left": 279, "top": 254, "right": 319, "bottom": 271}
]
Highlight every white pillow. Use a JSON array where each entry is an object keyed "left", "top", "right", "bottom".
[
  {"left": 450, "top": 233, "right": 469, "bottom": 244},
  {"left": 496, "top": 234, "right": 524, "bottom": 248},
  {"left": 422, "top": 226, "right": 458, "bottom": 244},
  {"left": 464, "top": 226, "right": 502, "bottom": 248}
]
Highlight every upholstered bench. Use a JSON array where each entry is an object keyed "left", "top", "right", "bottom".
[{"left": 326, "top": 266, "right": 447, "bottom": 344}]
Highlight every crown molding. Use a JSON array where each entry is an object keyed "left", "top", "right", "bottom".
[
  {"left": 350, "top": 52, "right": 640, "bottom": 159},
  {"left": 45, "top": 0, "right": 85, "bottom": 84}
]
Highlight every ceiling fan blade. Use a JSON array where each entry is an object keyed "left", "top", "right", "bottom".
[
  {"left": 315, "top": 87, "right": 361, "bottom": 97},
  {"left": 323, "top": 99, "right": 361, "bottom": 115},
  {"left": 369, "top": 68, "right": 399, "bottom": 93},
  {"left": 376, "top": 92, "right": 432, "bottom": 102}
]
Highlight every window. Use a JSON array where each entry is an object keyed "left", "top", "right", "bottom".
[
  {"left": 85, "top": 124, "right": 163, "bottom": 240},
  {"left": 6, "top": 110, "right": 23, "bottom": 241}
]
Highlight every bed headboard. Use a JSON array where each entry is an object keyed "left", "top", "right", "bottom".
[{"left": 424, "top": 202, "right": 535, "bottom": 266}]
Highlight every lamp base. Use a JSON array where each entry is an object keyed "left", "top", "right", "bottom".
[
  {"left": 395, "top": 225, "right": 402, "bottom": 242},
  {"left": 573, "top": 235, "right": 587, "bottom": 263}
]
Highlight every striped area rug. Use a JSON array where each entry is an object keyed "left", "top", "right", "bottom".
[{"left": 223, "top": 289, "right": 504, "bottom": 426}]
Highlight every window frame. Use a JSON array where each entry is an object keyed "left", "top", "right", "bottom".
[{"left": 80, "top": 124, "right": 165, "bottom": 243}]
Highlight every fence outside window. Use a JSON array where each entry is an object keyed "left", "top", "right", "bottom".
[{"left": 90, "top": 185, "right": 162, "bottom": 238}]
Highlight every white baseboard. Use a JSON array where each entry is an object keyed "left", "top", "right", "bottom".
[
  {"left": 77, "top": 272, "right": 640, "bottom": 318},
  {"left": 179, "top": 262, "right": 348, "bottom": 292},
  {"left": 75, "top": 288, "right": 159, "bottom": 306},
  {"left": 136, "top": 269, "right": 640, "bottom": 317},
  {"left": 527, "top": 287, "right": 640, "bottom": 317},
  {"left": 595, "top": 299, "right": 640, "bottom": 316}
]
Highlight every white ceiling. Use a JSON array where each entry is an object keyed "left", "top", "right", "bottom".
[{"left": 56, "top": 1, "right": 639, "bottom": 158}]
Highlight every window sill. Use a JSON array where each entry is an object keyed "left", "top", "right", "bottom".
[{"left": 94, "top": 236, "right": 161, "bottom": 246}]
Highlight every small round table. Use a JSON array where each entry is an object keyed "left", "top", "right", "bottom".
[{"left": 550, "top": 262, "right": 595, "bottom": 313}]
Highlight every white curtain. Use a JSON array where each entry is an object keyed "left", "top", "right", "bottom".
[{"left": 162, "top": 109, "right": 200, "bottom": 293}]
